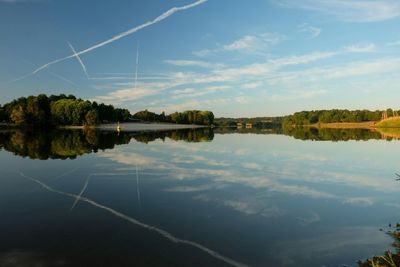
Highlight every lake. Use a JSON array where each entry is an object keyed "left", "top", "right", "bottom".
[{"left": 0, "top": 127, "right": 399, "bottom": 267}]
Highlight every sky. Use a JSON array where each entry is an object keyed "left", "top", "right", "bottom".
[{"left": 0, "top": 0, "right": 399, "bottom": 117}]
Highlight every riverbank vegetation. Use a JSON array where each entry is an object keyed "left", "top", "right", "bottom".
[
  {"left": 0, "top": 94, "right": 214, "bottom": 127},
  {"left": 358, "top": 224, "right": 400, "bottom": 267},
  {"left": 282, "top": 109, "right": 385, "bottom": 126},
  {"left": 375, "top": 118, "right": 400, "bottom": 128},
  {"left": 132, "top": 109, "right": 214, "bottom": 125},
  {"left": 214, "top": 116, "right": 283, "bottom": 128}
]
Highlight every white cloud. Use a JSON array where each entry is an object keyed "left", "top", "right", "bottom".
[
  {"left": 223, "top": 32, "right": 286, "bottom": 52},
  {"left": 387, "top": 40, "right": 400, "bottom": 46},
  {"left": 344, "top": 43, "right": 376, "bottom": 53},
  {"left": 301, "top": 58, "right": 400, "bottom": 80},
  {"left": 94, "top": 87, "right": 159, "bottom": 104},
  {"left": 172, "top": 88, "right": 196, "bottom": 95},
  {"left": 172, "top": 85, "right": 229, "bottom": 99},
  {"left": 192, "top": 49, "right": 213, "bottom": 57},
  {"left": 164, "top": 60, "right": 224, "bottom": 69},
  {"left": 94, "top": 46, "right": 399, "bottom": 110},
  {"left": 275, "top": 0, "right": 400, "bottom": 22},
  {"left": 161, "top": 98, "right": 230, "bottom": 113},
  {"left": 223, "top": 35, "right": 258, "bottom": 51},
  {"left": 297, "top": 23, "right": 321, "bottom": 39},
  {"left": 241, "top": 162, "right": 263, "bottom": 170},
  {"left": 234, "top": 96, "right": 250, "bottom": 104},
  {"left": 98, "top": 151, "right": 157, "bottom": 166},
  {"left": 193, "top": 32, "right": 286, "bottom": 57},
  {"left": 241, "top": 81, "right": 263, "bottom": 90},
  {"left": 270, "top": 89, "right": 327, "bottom": 102},
  {"left": 343, "top": 197, "right": 375, "bottom": 206},
  {"left": 93, "top": 50, "right": 338, "bottom": 105},
  {"left": 269, "top": 51, "right": 338, "bottom": 66}
]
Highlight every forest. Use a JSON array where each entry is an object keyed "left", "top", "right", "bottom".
[
  {"left": 214, "top": 116, "right": 283, "bottom": 128},
  {"left": 132, "top": 109, "right": 214, "bottom": 125},
  {"left": 0, "top": 94, "right": 214, "bottom": 127},
  {"left": 282, "top": 109, "right": 396, "bottom": 126}
]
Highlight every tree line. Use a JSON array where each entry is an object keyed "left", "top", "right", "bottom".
[
  {"left": 0, "top": 94, "right": 214, "bottom": 127},
  {"left": 0, "top": 94, "right": 130, "bottom": 127},
  {"left": 132, "top": 109, "right": 214, "bottom": 125},
  {"left": 214, "top": 116, "right": 283, "bottom": 128},
  {"left": 282, "top": 109, "right": 398, "bottom": 126}
]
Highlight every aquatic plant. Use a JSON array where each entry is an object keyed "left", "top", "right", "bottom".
[{"left": 358, "top": 224, "right": 400, "bottom": 266}]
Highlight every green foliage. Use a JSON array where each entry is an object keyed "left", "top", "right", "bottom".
[
  {"left": 0, "top": 128, "right": 215, "bottom": 159},
  {"left": 359, "top": 224, "right": 400, "bottom": 267},
  {"left": 10, "top": 105, "right": 27, "bottom": 125},
  {"left": 50, "top": 99, "right": 92, "bottom": 125},
  {"left": 376, "top": 118, "right": 400, "bottom": 128},
  {"left": 133, "top": 109, "right": 214, "bottom": 126},
  {"left": 133, "top": 109, "right": 157, "bottom": 122},
  {"left": 283, "top": 109, "right": 383, "bottom": 126},
  {"left": 85, "top": 110, "right": 99, "bottom": 126},
  {"left": 1, "top": 94, "right": 134, "bottom": 127},
  {"left": 2, "top": 94, "right": 215, "bottom": 127},
  {"left": 282, "top": 127, "right": 382, "bottom": 141},
  {"left": 214, "top": 116, "right": 283, "bottom": 128}
]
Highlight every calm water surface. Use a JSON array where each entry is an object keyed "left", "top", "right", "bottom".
[{"left": 0, "top": 128, "right": 399, "bottom": 267}]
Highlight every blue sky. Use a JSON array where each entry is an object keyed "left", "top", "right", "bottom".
[{"left": 0, "top": 0, "right": 399, "bottom": 117}]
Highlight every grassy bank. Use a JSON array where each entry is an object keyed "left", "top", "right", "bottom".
[
  {"left": 309, "top": 121, "right": 377, "bottom": 129},
  {"left": 375, "top": 117, "right": 400, "bottom": 128}
]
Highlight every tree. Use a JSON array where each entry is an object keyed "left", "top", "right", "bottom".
[
  {"left": 85, "top": 110, "right": 99, "bottom": 126},
  {"left": 10, "top": 105, "right": 27, "bottom": 125},
  {"left": 0, "top": 105, "right": 6, "bottom": 122}
]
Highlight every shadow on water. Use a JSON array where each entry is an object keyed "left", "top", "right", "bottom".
[
  {"left": 216, "top": 126, "right": 400, "bottom": 142},
  {"left": 2, "top": 126, "right": 399, "bottom": 160},
  {"left": 0, "top": 128, "right": 214, "bottom": 160},
  {"left": 288, "top": 127, "right": 400, "bottom": 142}
]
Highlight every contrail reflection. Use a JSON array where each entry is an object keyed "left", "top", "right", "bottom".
[{"left": 19, "top": 172, "right": 248, "bottom": 267}]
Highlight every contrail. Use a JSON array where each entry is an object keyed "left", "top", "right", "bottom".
[
  {"left": 54, "top": 167, "right": 80, "bottom": 181},
  {"left": 8, "top": 0, "right": 208, "bottom": 83},
  {"left": 71, "top": 172, "right": 143, "bottom": 210},
  {"left": 47, "top": 71, "right": 79, "bottom": 87},
  {"left": 71, "top": 174, "right": 91, "bottom": 210},
  {"left": 20, "top": 171, "right": 248, "bottom": 267},
  {"left": 67, "top": 41, "right": 89, "bottom": 79},
  {"left": 2, "top": 59, "right": 78, "bottom": 86},
  {"left": 134, "top": 42, "right": 139, "bottom": 89}
]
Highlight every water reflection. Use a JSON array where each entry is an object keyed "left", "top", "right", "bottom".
[
  {"left": 0, "top": 128, "right": 400, "bottom": 266},
  {"left": 216, "top": 126, "right": 400, "bottom": 141},
  {"left": 282, "top": 127, "right": 383, "bottom": 141},
  {"left": 0, "top": 128, "right": 214, "bottom": 160},
  {"left": 1, "top": 127, "right": 399, "bottom": 161}
]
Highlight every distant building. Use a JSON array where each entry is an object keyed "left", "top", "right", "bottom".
[
  {"left": 245, "top": 123, "right": 252, "bottom": 129},
  {"left": 237, "top": 122, "right": 243, "bottom": 128}
]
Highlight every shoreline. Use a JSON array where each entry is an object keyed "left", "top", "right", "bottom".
[
  {"left": 1, "top": 122, "right": 209, "bottom": 132},
  {"left": 308, "top": 121, "right": 378, "bottom": 129},
  {"left": 95, "top": 122, "right": 207, "bottom": 132}
]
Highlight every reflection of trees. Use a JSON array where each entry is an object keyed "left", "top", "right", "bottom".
[
  {"left": 358, "top": 224, "right": 400, "bottom": 266},
  {"left": 132, "top": 128, "right": 214, "bottom": 144},
  {"left": 214, "top": 127, "right": 282, "bottom": 135},
  {"left": 282, "top": 127, "right": 382, "bottom": 141},
  {"left": 0, "top": 130, "right": 120, "bottom": 160},
  {"left": 0, "top": 128, "right": 214, "bottom": 159}
]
